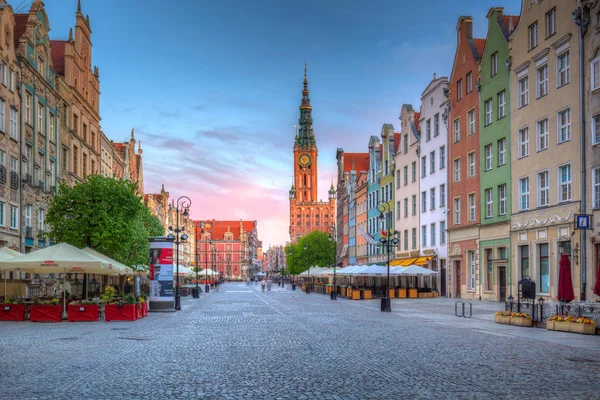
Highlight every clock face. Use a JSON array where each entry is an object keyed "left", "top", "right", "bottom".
[{"left": 298, "top": 153, "right": 312, "bottom": 167}]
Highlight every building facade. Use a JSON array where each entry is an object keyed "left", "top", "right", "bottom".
[
  {"left": 288, "top": 66, "right": 336, "bottom": 242},
  {"left": 418, "top": 74, "right": 449, "bottom": 294},
  {"left": 379, "top": 124, "right": 396, "bottom": 250},
  {"left": 367, "top": 136, "right": 381, "bottom": 264},
  {"left": 355, "top": 170, "right": 368, "bottom": 265},
  {"left": 447, "top": 16, "right": 485, "bottom": 299}
]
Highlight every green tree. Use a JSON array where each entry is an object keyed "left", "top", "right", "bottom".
[
  {"left": 285, "top": 230, "right": 335, "bottom": 274},
  {"left": 45, "top": 175, "right": 164, "bottom": 267}
]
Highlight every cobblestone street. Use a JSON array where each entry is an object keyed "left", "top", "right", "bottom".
[{"left": 2, "top": 282, "right": 600, "bottom": 399}]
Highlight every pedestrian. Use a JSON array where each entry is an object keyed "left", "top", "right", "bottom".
[
  {"left": 261, "top": 279, "right": 266, "bottom": 292},
  {"left": 247, "top": 277, "right": 250, "bottom": 286},
  {"left": 267, "top": 278, "right": 272, "bottom": 291}
]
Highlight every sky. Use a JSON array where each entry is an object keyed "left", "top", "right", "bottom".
[{"left": 20, "top": 0, "right": 521, "bottom": 249}]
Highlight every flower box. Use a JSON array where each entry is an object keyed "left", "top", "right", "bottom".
[
  {"left": 495, "top": 315, "right": 511, "bottom": 325},
  {"left": 409, "top": 289, "right": 418, "bottom": 299},
  {"left": 510, "top": 316, "right": 532, "bottom": 327},
  {"left": 363, "top": 290, "right": 372, "bottom": 300},
  {"left": 0, "top": 304, "right": 26, "bottom": 321},
  {"left": 105, "top": 304, "right": 137, "bottom": 321},
  {"left": 388, "top": 289, "right": 395, "bottom": 299},
  {"left": 397, "top": 288, "right": 407, "bottom": 298},
  {"left": 569, "top": 323, "right": 596, "bottom": 335},
  {"left": 546, "top": 321, "right": 571, "bottom": 332},
  {"left": 67, "top": 304, "right": 99, "bottom": 322},
  {"left": 351, "top": 291, "right": 361, "bottom": 300},
  {"left": 30, "top": 304, "right": 62, "bottom": 322},
  {"left": 141, "top": 301, "right": 148, "bottom": 317},
  {"left": 136, "top": 303, "right": 143, "bottom": 319}
]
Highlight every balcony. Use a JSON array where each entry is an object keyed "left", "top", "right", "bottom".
[
  {"left": 22, "top": 173, "right": 32, "bottom": 185},
  {"left": 0, "top": 165, "right": 5, "bottom": 184},
  {"left": 10, "top": 171, "right": 18, "bottom": 189}
]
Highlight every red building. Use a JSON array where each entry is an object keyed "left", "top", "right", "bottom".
[{"left": 195, "top": 220, "right": 259, "bottom": 280}]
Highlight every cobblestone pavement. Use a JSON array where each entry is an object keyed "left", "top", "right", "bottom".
[{"left": 1, "top": 282, "right": 600, "bottom": 400}]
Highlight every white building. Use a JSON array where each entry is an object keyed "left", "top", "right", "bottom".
[{"left": 418, "top": 74, "right": 449, "bottom": 295}]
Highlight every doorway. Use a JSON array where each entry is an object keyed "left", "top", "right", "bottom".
[
  {"left": 498, "top": 266, "right": 506, "bottom": 302},
  {"left": 441, "top": 267, "right": 447, "bottom": 297},
  {"left": 454, "top": 260, "right": 461, "bottom": 298}
]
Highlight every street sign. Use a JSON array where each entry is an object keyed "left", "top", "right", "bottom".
[{"left": 575, "top": 214, "right": 592, "bottom": 230}]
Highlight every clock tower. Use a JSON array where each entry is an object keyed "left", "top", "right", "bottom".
[{"left": 289, "top": 65, "right": 336, "bottom": 242}]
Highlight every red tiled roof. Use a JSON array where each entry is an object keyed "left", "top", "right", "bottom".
[
  {"left": 502, "top": 15, "right": 520, "bottom": 37},
  {"left": 114, "top": 143, "right": 123, "bottom": 151},
  {"left": 14, "top": 14, "right": 28, "bottom": 50},
  {"left": 413, "top": 113, "right": 421, "bottom": 132},
  {"left": 473, "top": 39, "right": 486, "bottom": 60},
  {"left": 393, "top": 132, "right": 401, "bottom": 153},
  {"left": 343, "top": 153, "right": 369, "bottom": 173},
  {"left": 50, "top": 40, "right": 66, "bottom": 74}
]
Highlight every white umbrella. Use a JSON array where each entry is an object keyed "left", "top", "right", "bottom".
[
  {"left": 0, "top": 247, "right": 22, "bottom": 297},
  {"left": 174, "top": 265, "right": 195, "bottom": 277},
  {"left": 394, "top": 265, "right": 438, "bottom": 276},
  {"left": 82, "top": 247, "right": 134, "bottom": 275}
]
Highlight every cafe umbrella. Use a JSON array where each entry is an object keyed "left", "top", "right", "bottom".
[
  {"left": 0, "top": 247, "right": 23, "bottom": 297},
  {"left": 557, "top": 253, "right": 575, "bottom": 303}
]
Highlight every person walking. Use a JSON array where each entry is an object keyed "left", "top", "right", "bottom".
[
  {"left": 267, "top": 278, "right": 272, "bottom": 291},
  {"left": 261, "top": 279, "right": 266, "bottom": 292}
]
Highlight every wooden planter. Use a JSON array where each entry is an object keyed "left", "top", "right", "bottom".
[
  {"left": 351, "top": 291, "right": 361, "bottom": 300},
  {"left": 510, "top": 317, "right": 532, "bottom": 327},
  {"left": 0, "top": 304, "right": 26, "bottom": 321},
  {"left": 397, "top": 288, "right": 407, "bottom": 298},
  {"left": 547, "top": 321, "right": 596, "bottom": 335},
  {"left": 30, "top": 305, "right": 62, "bottom": 322},
  {"left": 105, "top": 304, "right": 137, "bottom": 321},
  {"left": 388, "top": 289, "right": 395, "bottom": 299},
  {"left": 409, "top": 289, "right": 418, "bottom": 299},
  {"left": 546, "top": 321, "right": 571, "bottom": 332},
  {"left": 68, "top": 304, "right": 99, "bottom": 322},
  {"left": 363, "top": 290, "right": 372, "bottom": 300},
  {"left": 495, "top": 315, "right": 511, "bottom": 325},
  {"left": 346, "top": 288, "right": 353, "bottom": 298}
]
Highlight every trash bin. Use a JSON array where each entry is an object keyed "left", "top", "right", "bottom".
[{"left": 192, "top": 288, "right": 200, "bottom": 298}]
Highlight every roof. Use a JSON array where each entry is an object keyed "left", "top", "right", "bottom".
[
  {"left": 502, "top": 15, "right": 520, "bottom": 39},
  {"left": 393, "top": 132, "right": 401, "bottom": 154},
  {"left": 413, "top": 113, "right": 421, "bottom": 132},
  {"left": 343, "top": 153, "right": 369, "bottom": 173},
  {"left": 195, "top": 220, "right": 257, "bottom": 241},
  {"left": 14, "top": 14, "right": 28, "bottom": 49},
  {"left": 473, "top": 38, "right": 486, "bottom": 61},
  {"left": 50, "top": 40, "right": 66, "bottom": 74}
]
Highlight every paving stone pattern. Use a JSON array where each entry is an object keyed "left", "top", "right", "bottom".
[{"left": 1, "top": 282, "right": 599, "bottom": 399}]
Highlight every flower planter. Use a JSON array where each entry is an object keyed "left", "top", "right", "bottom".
[
  {"left": 30, "top": 304, "right": 62, "bottom": 322},
  {"left": 136, "top": 303, "right": 143, "bottom": 319},
  {"left": 397, "top": 288, "right": 407, "bottom": 298},
  {"left": 0, "top": 304, "right": 26, "bottom": 321},
  {"left": 388, "top": 289, "right": 395, "bottom": 299},
  {"left": 409, "top": 289, "right": 418, "bottom": 299},
  {"left": 67, "top": 304, "right": 99, "bottom": 322},
  {"left": 105, "top": 304, "right": 137, "bottom": 322},
  {"left": 546, "top": 321, "right": 571, "bottom": 332},
  {"left": 141, "top": 301, "right": 148, "bottom": 317},
  {"left": 509, "top": 316, "right": 532, "bottom": 327},
  {"left": 495, "top": 315, "right": 511, "bottom": 325},
  {"left": 569, "top": 323, "right": 596, "bottom": 335}
]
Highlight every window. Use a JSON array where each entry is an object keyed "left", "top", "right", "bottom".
[
  {"left": 498, "top": 138, "right": 506, "bottom": 166},
  {"left": 519, "top": 177, "right": 530, "bottom": 211},
  {"left": 430, "top": 151, "right": 435, "bottom": 173},
  {"left": 592, "top": 57, "right": 600, "bottom": 91},
  {"left": 396, "top": 169, "right": 400, "bottom": 187},
  {"left": 491, "top": 52, "right": 498, "bottom": 76},
  {"left": 454, "top": 158, "right": 460, "bottom": 182},
  {"left": 421, "top": 191, "right": 426, "bottom": 213},
  {"left": 411, "top": 162, "right": 416, "bottom": 182},
  {"left": 10, "top": 156, "right": 17, "bottom": 174},
  {"left": 468, "top": 109, "right": 475, "bottom": 135},
  {"left": 412, "top": 195, "right": 416, "bottom": 216},
  {"left": 537, "top": 170, "right": 549, "bottom": 207},
  {"left": 485, "top": 144, "right": 492, "bottom": 171},
  {"left": 558, "top": 163, "right": 572, "bottom": 202},
  {"left": 468, "top": 152, "right": 476, "bottom": 177},
  {"left": 468, "top": 193, "right": 476, "bottom": 221},
  {"left": 558, "top": 108, "right": 571, "bottom": 143},
  {"left": 430, "top": 188, "right": 435, "bottom": 210},
  {"left": 537, "top": 118, "right": 549, "bottom": 151},
  {"left": 457, "top": 79, "right": 463, "bottom": 100},
  {"left": 422, "top": 225, "right": 427, "bottom": 248},
  {"left": 385, "top": 160, "right": 389, "bottom": 175},
  {"left": 497, "top": 91, "right": 506, "bottom": 118},
  {"left": 537, "top": 64, "right": 548, "bottom": 97},
  {"left": 453, "top": 118, "right": 460, "bottom": 142},
  {"left": 8, "top": 69, "right": 12, "bottom": 91},
  {"left": 421, "top": 156, "right": 426, "bottom": 178},
  {"left": 434, "top": 114, "right": 439, "bottom": 137},
  {"left": 37, "top": 56, "right": 45, "bottom": 78},
  {"left": 9, "top": 108, "right": 17, "bottom": 140},
  {"left": 557, "top": 52, "right": 570, "bottom": 87},
  {"left": 520, "top": 245, "right": 530, "bottom": 278},
  {"left": 403, "top": 134, "right": 408, "bottom": 154},
  {"left": 518, "top": 76, "right": 529, "bottom": 107},
  {"left": 0, "top": 202, "right": 5, "bottom": 226},
  {"left": 440, "top": 184, "right": 445, "bottom": 207},
  {"left": 396, "top": 201, "right": 401, "bottom": 220},
  {"left": 49, "top": 113, "right": 55, "bottom": 142},
  {"left": 9, "top": 205, "right": 17, "bottom": 229},
  {"left": 403, "top": 166, "right": 408, "bottom": 185},
  {"left": 485, "top": 188, "right": 493, "bottom": 218},
  {"left": 546, "top": 8, "right": 556, "bottom": 37},
  {"left": 518, "top": 127, "right": 529, "bottom": 158},
  {"left": 73, "top": 114, "right": 79, "bottom": 135},
  {"left": 411, "top": 228, "right": 417, "bottom": 250},
  {"left": 0, "top": 63, "right": 4, "bottom": 85},
  {"left": 404, "top": 229, "right": 408, "bottom": 250},
  {"left": 431, "top": 223, "right": 436, "bottom": 246},
  {"left": 0, "top": 98, "right": 4, "bottom": 132},
  {"left": 528, "top": 22, "right": 538, "bottom": 50},
  {"left": 469, "top": 251, "right": 476, "bottom": 290},
  {"left": 439, "top": 146, "right": 445, "bottom": 169},
  {"left": 484, "top": 99, "right": 492, "bottom": 125},
  {"left": 36, "top": 102, "right": 45, "bottom": 135},
  {"left": 466, "top": 72, "right": 473, "bottom": 93},
  {"left": 426, "top": 119, "right": 431, "bottom": 141},
  {"left": 440, "top": 221, "right": 446, "bottom": 244},
  {"left": 454, "top": 198, "right": 461, "bottom": 225},
  {"left": 49, "top": 160, "right": 55, "bottom": 187},
  {"left": 24, "top": 204, "right": 31, "bottom": 230},
  {"left": 404, "top": 198, "right": 408, "bottom": 218},
  {"left": 38, "top": 209, "right": 45, "bottom": 232},
  {"left": 498, "top": 184, "right": 506, "bottom": 215},
  {"left": 594, "top": 168, "right": 600, "bottom": 209},
  {"left": 73, "top": 145, "right": 78, "bottom": 175},
  {"left": 539, "top": 243, "right": 549, "bottom": 293},
  {"left": 25, "top": 91, "right": 32, "bottom": 124}
]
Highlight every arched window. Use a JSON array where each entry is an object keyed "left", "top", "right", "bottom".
[{"left": 303, "top": 174, "right": 307, "bottom": 186}]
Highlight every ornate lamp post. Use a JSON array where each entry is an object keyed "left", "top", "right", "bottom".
[
  {"left": 304, "top": 245, "right": 311, "bottom": 294},
  {"left": 205, "top": 241, "right": 212, "bottom": 293},
  {"left": 328, "top": 224, "right": 337, "bottom": 300},
  {"left": 290, "top": 249, "right": 296, "bottom": 290},
  {"left": 193, "top": 221, "right": 205, "bottom": 298},
  {"left": 377, "top": 201, "right": 399, "bottom": 312},
  {"left": 167, "top": 196, "right": 191, "bottom": 311}
]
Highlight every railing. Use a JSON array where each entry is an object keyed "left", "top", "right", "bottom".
[
  {"left": 0, "top": 165, "right": 6, "bottom": 184},
  {"left": 25, "top": 226, "right": 32, "bottom": 238},
  {"left": 9, "top": 171, "right": 18, "bottom": 189},
  {"left": 23, "top": 173, "right": 32, "bottom": 185}
]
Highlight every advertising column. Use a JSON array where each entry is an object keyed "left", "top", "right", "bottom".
[{"left": 148, "top": 237, "right": 175, "bottom": 312}]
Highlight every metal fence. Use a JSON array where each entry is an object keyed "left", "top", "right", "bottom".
[{"left": 505, "top": 299, "right": 600, "bottom": 325}]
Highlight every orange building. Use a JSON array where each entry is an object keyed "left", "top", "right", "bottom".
[{"left": 289, "top": 65, "right": 336, "bottom": 242}]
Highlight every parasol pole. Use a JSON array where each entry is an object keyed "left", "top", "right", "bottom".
[{"left": 63, "top": 269, "right": 67, "bottom": 320}]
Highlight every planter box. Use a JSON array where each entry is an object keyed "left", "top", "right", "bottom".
[
  {"left": 388, "top": 289, "right": 395, "bottom": 299},
  {"left": 136, "top": 304, "right": 143, "bottom": 319},
  {"left": 546, "top": 320, "right": 571, "bottom": 332},
  {"left": 0, "top": 304, "right": 26, "bottom": 321},
  {"left": 68, "top": 304, "right": 99, "bottom": 322},
  {"left": 409, "top": 289, "right": 418, "bottom": 299},
  {"left": 569, "top": 323, "right": 596, "bottom": 335},
  {"left": 495, "top": 315, "right": 511, "bottom": 325},
  {"left": 510, "top": 317, "right": 532, "bottom": 327},
  {"left": 397, "top": 288, "right": 407, "bottom": 298},
  {"left": 432, "top": 291, "right": 439, "bottom": 297},
  {"left": 363, "top": 290, "right": 372, "bottom": 300},
  {"left": 141, "top": 301, "right": 148, "bottom": 317},
  {"left": 30, "top": 305, "right": 62, "bottom": 322},
  {"left": 105, "top": 304, "right": 137, "bottom": 321},
  {"left": 351, "top": 291, "right": 361, "bottom": 300},
  {"left": 347, "top": 288, "right": 353, "bottom": 298}
]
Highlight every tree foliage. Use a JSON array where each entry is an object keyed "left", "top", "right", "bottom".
[
  {"left": 285, "top": 230, "right": 335, "bottom": 275},
  {"left": 45, "top": 175, "right": 163, "bottom": 267}
]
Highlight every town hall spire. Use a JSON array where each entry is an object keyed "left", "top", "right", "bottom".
[{"left": 296, "top": 63, "right": 315, "bottom": 147}]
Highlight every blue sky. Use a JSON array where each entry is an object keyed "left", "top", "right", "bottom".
[{"left": 25, "top": 0, "right": 521, "bottom": 248}]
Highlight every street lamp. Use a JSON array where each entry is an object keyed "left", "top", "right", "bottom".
[
  {"left": 167, "top": 196, "right": 191, "bottom": 311},
  {"left": 291, "top": 249, "right": 296, "bottom": 290},
  {"left": 328, "top": 224, "right": 337, "bottom": 300},
  {"left": 304, "top": 245, "right": 311, "bottom": 294},
  {"left": 206, "top": 241, "right": 212, "bottom": 293},
  {"left": 193, "top": 221, "right": 205, "bottom": 298},
  {"left": 377, "top": 201, "right": 399, "bottom": 312}
]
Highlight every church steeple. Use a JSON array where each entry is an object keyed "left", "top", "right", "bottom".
[{"left": 296, "top": 63, "right": 315, "bottom": 147}]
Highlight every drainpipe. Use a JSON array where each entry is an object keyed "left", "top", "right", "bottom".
[
  {"left": 574, "top": 4, "right": 589, "bottom": 301},
  {"left": 16, "top": 77, "right": 23, "bottom": 253}
]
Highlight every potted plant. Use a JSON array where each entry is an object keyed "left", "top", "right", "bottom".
[
  {"left": 104, "top": 289, "right": 137, "bottom": 322},
  {"left": 494, "top": 311, "right": 511, "bottom": 325},
  {"left": 571, "top": 318, "right": 596, "bottom": 335},
  {"left": 30, "top": 298, "right": 62, "bottom": 322},
  {"left": 509, "top": 312, "right": 532, "bottom": 327},
  {"left": 547, "top": 316, "right": 596, "bottom": 334},
  {"left": 0, "top": 297, "right": 26, "bottom": 321},
  {"left": 67, "top": 300, "right": 99, "bottom": 322},
  {"left": 546, "top": 315, "right": 574, "bottom": 332}
]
